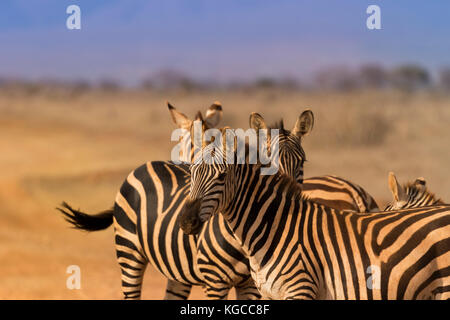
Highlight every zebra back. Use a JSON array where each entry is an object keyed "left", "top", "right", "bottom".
[{"left": 302, "top": 175, "right": 379, "bottom": 212}]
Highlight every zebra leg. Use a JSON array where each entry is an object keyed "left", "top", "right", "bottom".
[
  {"left": 235, "top": 277, "right": 261, "bottom": 300},
  {"left": 203, "top": 280, "right": 231, "bottom": 299},
  {"left": 164, "top": 280, "right": 192, "bottom": 300},
  {"left": 119, "top": 260, "right": 147, "bottom": 300}
]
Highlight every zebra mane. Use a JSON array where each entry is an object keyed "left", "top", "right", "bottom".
[
  {"left": 270, "top": 120, "right": 290, "bottom": 136},
  {"left": 270, "top": 119, "right": 284, "bottom": 130},
  {"left": 403, "top": 181, "right": 443, "bottom": 205},
  {"left": 275, "top": 172, "right": 309, "bottom": 202}
]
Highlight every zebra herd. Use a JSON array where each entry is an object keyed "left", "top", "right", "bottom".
[{"left": 58, "top": 102, "right": 449, "bottom": 300}]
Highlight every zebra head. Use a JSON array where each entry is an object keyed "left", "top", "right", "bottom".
[
  {"left": 179, "top": 143, "right": 232, "bottom": 235},
  {"left": 384, "top": 172, "right": 444, "bottom": 210},
  {"left": 168, "top": 101, "right": 223, "bottom": 162},
  {"left": 249, "top": 110, "right": 314, "bottom": 183}
]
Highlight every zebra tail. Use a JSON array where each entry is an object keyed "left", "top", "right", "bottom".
[{"left": 57, "top": 201, "right": 113, "bottom": 231}]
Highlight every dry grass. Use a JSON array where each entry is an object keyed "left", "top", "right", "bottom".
[{"left": 0, "top": 88, "right": 449, "bottom": 299}]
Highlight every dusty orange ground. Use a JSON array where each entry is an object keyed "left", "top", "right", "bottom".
[{"left": 0, "top": 116, "right": 215, "bottom": 299}]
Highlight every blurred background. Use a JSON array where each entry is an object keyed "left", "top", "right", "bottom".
[{"left": 0, "top": 0, "right": 449, "bottom": 299}]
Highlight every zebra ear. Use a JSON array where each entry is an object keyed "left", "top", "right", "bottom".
[
  {"left": 167, "top": 102, "right": 192, "bottom": 129},
  {"left": 204, "top": 101, "right": 223, "bottom": 128},
  {"left": 195, "top": 111, "right": 204, "bottom": 122},
  {"left": 292, "top": 109, "right": 314, "bottom": 138},
  {"left": 249, "top": 112, "right": 267, "bottom": 130},
  {"left": 388, "top": 172, "right": 407, "bottom": 202}
]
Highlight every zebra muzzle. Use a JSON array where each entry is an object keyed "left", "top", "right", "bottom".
[{"left": 179, "top": 198, "right": 203, "bottom": 235}]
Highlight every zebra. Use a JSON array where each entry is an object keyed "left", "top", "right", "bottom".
[
  {"left": 384, "top": 171, "right": 445, "bottom": 211},
  {"left": 58, "top": 101, "right": 223, "bottom": 299},
  {"left": 180, "top": 144, "right": 450, "bottom": 299},
  {"left": 58, "top": 107, "right": 315, "bottom": 299},
  {"left": 302, "top": 175, "right": 379, "bottom": 212}
]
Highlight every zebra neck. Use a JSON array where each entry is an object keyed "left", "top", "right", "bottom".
[{"left": 221, "top": 165, "right": 305, "bottom": 258}]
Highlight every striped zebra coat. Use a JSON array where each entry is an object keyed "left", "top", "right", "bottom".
[
  {"left": 180, "top": 150, "right": 450, "bottom": 300},
  {"left": 194, "top": 174, "right": 379, "bottom": 299},
  {"left": 194, "top": 172, "right": 446, "bottom": 299},
  {"left": 302, "top": 175, "right": 378, "bottom": 213}
]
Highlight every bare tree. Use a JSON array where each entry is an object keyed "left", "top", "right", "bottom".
[
  {"left": 390, "top": 65, "right": 430, "bottom": 91},
  {"left": 253, "top": 77, "right": 277, "bottom": 89},
  {"left": 359, "top": 64, "right": 388, "bottom": 88},
  {"left": 145, "top": 69, "right": 198, "bottom": 91},
  {"left": 98, "top": 79, "right": 121, "bottom": 92},
  {"left": 315, "top": 66, "right": 359, "bottom": 91},
  {"left": 439, "top": 67, "right": 450, "bottom": 92}
]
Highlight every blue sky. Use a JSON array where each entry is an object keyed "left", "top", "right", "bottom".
[{"left": 0, "top": 1, "right": 449, "bottom": 84}]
